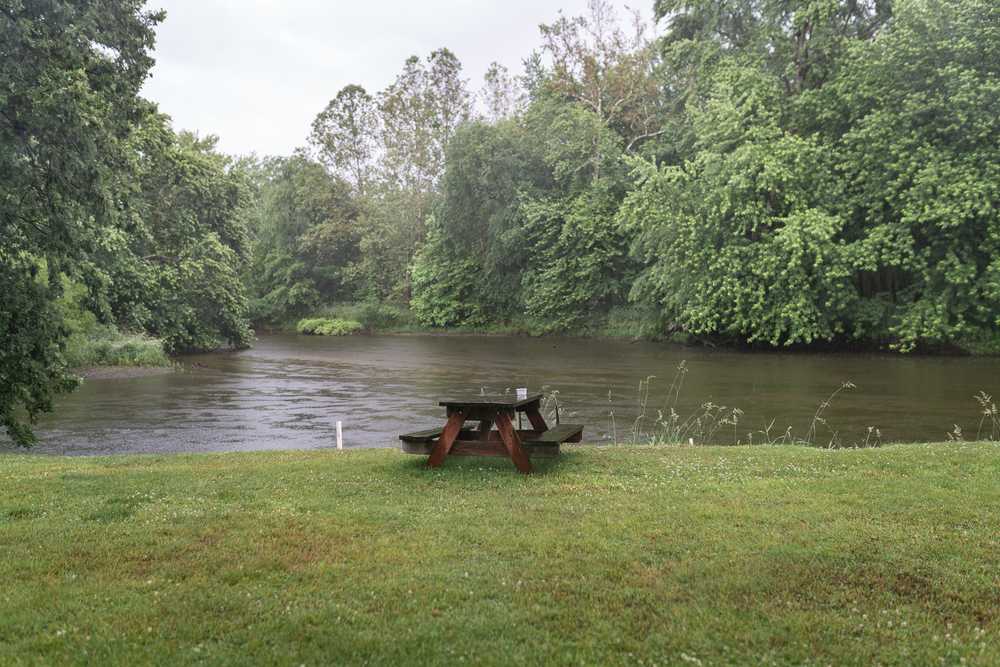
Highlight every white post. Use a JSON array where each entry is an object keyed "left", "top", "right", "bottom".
[{"left": 336, "top": 421, "right": 343, "bottom": 450}]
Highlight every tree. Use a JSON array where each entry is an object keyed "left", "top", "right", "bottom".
[
  {"left": 0, "top": 0, "right": 162, "bottom": 444},
  {"left": 625, "top": 0, "right": 1000, "bottom": 351},
  {"left": 104, "top": 118, "right": 254, "bottom": 352},
  {"left": 479, "top": 62, "right": 524, "bottom": 122},
  {"left": 655, "top": 0, "right": 893, "bottom": 98},
  {"left": 829, "top": 0, "right": 1000, "bottom": 350},
  {"left": 354, "top": 49, "right": 474, "bottom": 301},
  {"left": 411, "top": 119, "right": 546, "bottom": 325},
  {"left": 245, "top": 152, "right": 361, "bottom": 322},
  {"left": 309, "top": 84, "right": 378, "bottom": 195},
  {"left": 539, "top": 0, "right": 666, "bottom": 154},
  {"left": 377, "top": 48, "right": 472, "bottom": 192}
]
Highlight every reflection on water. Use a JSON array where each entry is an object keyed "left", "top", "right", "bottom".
[{"left": 10, "top": 333, "right": 999, "bottom": 455}]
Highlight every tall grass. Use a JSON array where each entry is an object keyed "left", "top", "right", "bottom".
[
  {"left": 597, "top": 366, "right": 998, "bottom": 447},
  {"left": 598, "top": 362, "right": 885, "bottom": 448},
  {"left": 64, "top": 326, "right": 170, "bottom": 368}
]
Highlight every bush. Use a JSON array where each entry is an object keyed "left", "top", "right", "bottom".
[
  {"left": 296, "top": 318, "right": 363, "bottom": 336},
  {"left": 64, "top": 325, "right": 170, "bottom": 368},
  {"left": 310, "top": 302, "right": 416, "bottom": 332}
]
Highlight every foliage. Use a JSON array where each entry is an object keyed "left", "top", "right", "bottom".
[
  {"left": 308, "top": 49, "right": 474, "bottom": 304},
  {"left": 104, "top": 118, "right": 254, "bottom": 353},
  {"left": 0, "top": 0, "right": 161, "bottom": 444},
  {"left": 296, "top": 317, "right": 363, "bottom": 336},
  {"left": 410, "top": 119, "right": 544, "bottom": 326},
  {"left": 827, "top": 0, "right": 1000, "bottom": 350},
  {"left": 320, "top": 302, "right": 415, "bottom": 332},
  {"left": 64, "top": 327, "right": 169, "bottom": 368},
  {"left": 310, "top": 84, "right": 378, "bottom": 194},
  {"left": 245, "top": 153, "right": 361, "bottom": 323},
  {"left": 621, "top": 0, "right": 1000, "bottom": 350},
  {"left": 413, "top": 0, "right": 1000, "bottom": 350},
  {"left": 59, "top": 279, "right": 169, "bottom": 368},
  {"left": 539, "top": 0, "right": 666, "bottom": 153}
]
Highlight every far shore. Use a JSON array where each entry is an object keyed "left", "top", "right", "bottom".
[{"left": 74, "top": 365, "right": 176, "bottom": 380}]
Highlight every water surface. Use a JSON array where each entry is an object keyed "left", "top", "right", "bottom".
[{"left": 12, "top": 333, "right": 999, "bottom": 455}]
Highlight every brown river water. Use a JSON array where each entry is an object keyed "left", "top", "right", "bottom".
[{"left": 9, "top": 333, "right": 1000, "bottom": 455}]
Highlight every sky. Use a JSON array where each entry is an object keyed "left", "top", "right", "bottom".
[{"left": 140, "top": 0, "right": 637, "bottom": 157}]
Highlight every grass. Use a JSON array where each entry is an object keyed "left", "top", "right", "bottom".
[
  {"left": 281, "top": 302, "right": 688, "bottom": 340},
  {"left": 64, "top": 326, "right": 170, "bottom": 368},
  {"left": 2, "top": 443, "right": 998, "bottom": 665}
]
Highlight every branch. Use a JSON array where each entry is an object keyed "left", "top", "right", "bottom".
[{"left": 625, "top": 128, "right": 668, "bottom": 153}]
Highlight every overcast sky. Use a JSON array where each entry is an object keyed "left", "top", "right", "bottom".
[{"left": 140, "top": 1, "right": 647, "bottom": 157}]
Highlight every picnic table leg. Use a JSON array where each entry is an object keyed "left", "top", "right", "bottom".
[
  {"left": 477, "top": 418, "right": 494, "bottom": 440},
  {"left": 428, "top": 411, "right": 464, "bottom": 468},
  {"left": 495, "top": 412, "right": 532, "bottom": 474},
  {"left": 524, "top": 407, "right": 548, "bottom": 432}
]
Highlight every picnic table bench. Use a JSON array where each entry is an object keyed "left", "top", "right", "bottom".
[{"left": 400, "top": 394, "right": 583, "bottom": 474}]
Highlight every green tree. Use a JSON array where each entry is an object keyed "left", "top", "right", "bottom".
[
  {"left": 245, "top": 152, "right": 361, "bottom": 322},
  {"left": 0, "top": 0, "right": 161, "bottom": 444},
  {"left": 103, "top": 118, "right": 254, "bottom": 352},
  {"left": 411, "top": 119, "right": 547, "bottom": 325},
  {"left": 829, "top": 0, "right": 1000, "bottom": 350},
  {"left": 626, "top": 0, "right": 1000, "bottom": 350},
  {"left": 309, "top": 84, "right": 378, "bottom": 195}
]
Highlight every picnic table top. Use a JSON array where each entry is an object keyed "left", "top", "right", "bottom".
[{"left": 438, "top": 394, "right": 543, "bottom": 410}]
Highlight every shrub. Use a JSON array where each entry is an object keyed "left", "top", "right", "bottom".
[
  {"left": 64, "top": 326, "right": 170, "bottom": 368},
  {"left": 309, "top": 302, "right": 415, "bottom": 332},
  {"left": 296, "top": 318, "right": 363, "bottom": 336}
]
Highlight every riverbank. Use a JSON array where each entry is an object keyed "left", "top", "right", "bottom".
[
  {"left": 268, "top": 302, "right": 1000, "bottom": 354},
  {"left": 2, "top": 443, "right": 997, "bottom": 664}
]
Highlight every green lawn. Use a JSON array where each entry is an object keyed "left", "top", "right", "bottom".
[{"left": 1, "top": 443, "right": 998, "bottom": 665}]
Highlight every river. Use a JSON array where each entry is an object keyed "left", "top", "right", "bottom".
[{"left": 11, "top": 333, "right": 999, "bottom": 455}]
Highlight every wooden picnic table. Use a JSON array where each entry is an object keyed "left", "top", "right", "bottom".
[{"left": 399, "top": 394, "right": 583, "bottom": 474}]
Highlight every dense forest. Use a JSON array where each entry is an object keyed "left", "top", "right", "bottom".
[{"left": 3, "top": 0, "right": 999, "bottom": 444}]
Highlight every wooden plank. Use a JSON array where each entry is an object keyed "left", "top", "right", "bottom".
[
  {"left": 446, "top": 405, "right": 508, "bottom": 421},
  {"left": 401, "top": 439, "right": 560, "bottom": 458},
  {"left": 534, "top": 424, "right": 584, "bottom": 444},
  {"left": 495, "top": 411, "right": 532, "bottom": 474},
  {"left": 399, "top": 427, "right": 443, "bottom": 443},
  {"left": 439, "top": 395, "right": 543, "bottom": 410},
  {"left": 427, "top": 412, "right": 464, "bottom": 467}
]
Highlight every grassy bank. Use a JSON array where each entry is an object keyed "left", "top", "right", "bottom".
[
  {"left": 271, "top": 302, "right": 1000, "bottom": 352},
  {"left": 59, "top": 281, "right": 170, "bottom": 369},
  {"left": 2, "top": 444, "right": 998, "bottom": 665},
  {"left": 64, "top": 326, "right": 170, "bottom": 369},
  {"left": 274, "top": 302, "right": 686, "bottom": 341}
]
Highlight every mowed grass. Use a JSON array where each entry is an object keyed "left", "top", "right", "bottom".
[{"left": 1, "top": 444, "right": 999, "bottom": 666}]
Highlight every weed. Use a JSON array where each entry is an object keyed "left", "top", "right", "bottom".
[
  {"left": 804, "top": 381, "right": 857, "bottom": 447},
  {"left": 974, "top": 391, "right": 999, "bottom": 441}
]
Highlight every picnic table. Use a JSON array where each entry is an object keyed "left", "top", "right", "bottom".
[{"left": 399, "top": 393, "right": 583, "bottom": 474}]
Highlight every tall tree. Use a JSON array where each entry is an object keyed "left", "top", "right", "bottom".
[
  {"left": 479, "top": 62, "right": 523, "bottom": 122},
  {"left": 245, "top": 152, "right": 361, "bottom": 322},
  {"left": 103, "top": 118, "right": 254, "bottom": 352},
  {"left": 0, "top": 0, "right": 162, "bottom": 444},
  {"left": 309, "top": 84, "right": 378, "bottom": 195},
  {"left": 539, "top": 0, "right": 666, "bottom": 154},
  {"left": 377, "top": 48, "right": 472, "bottom": 191}
]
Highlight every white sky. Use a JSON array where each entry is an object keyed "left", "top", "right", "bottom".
[{"left": 140, "top": 1, "right": 645, "bottom": 157}]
